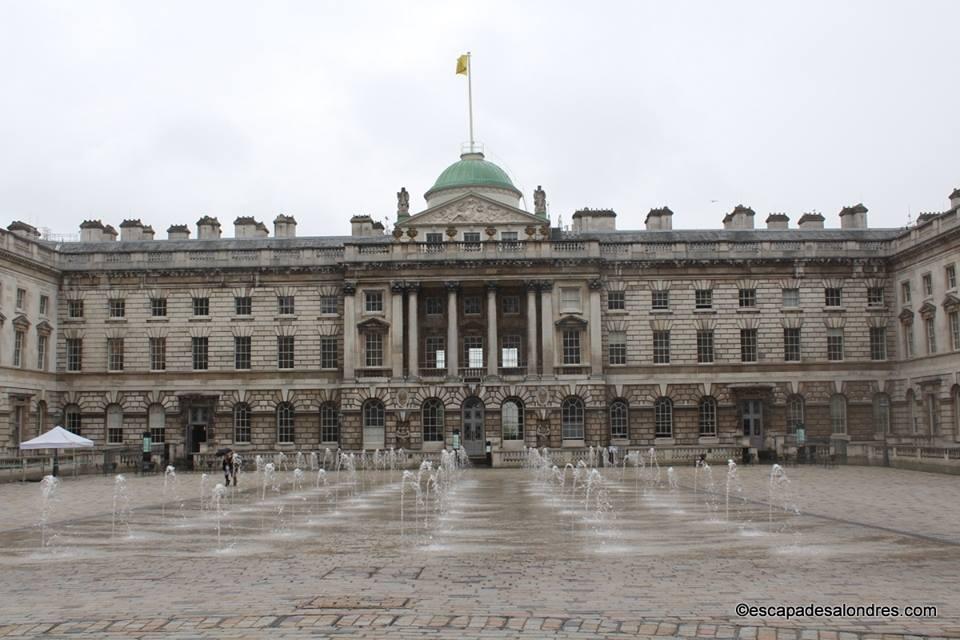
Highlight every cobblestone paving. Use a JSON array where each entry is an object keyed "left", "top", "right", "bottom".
[{"left": 0, "top": 464, "right": 957, "bottom": 639}]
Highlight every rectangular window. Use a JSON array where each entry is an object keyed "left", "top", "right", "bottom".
[
  {"left": 870, "top": 327, "right": 887, "bottom": 361},
  {"left": 365, "top": 333, "right": 383, "bottom": 367},
  {"left": 463, "top": 231, "right": 481, "bottom": 244},
  {"left": 107, "top": 338, "right": 124, "bottom": 371},
  {"left": 562, "top": 330, "right": 581, "bottom": 365},
  {"left": 320, "top": 337, "right": 338, "bottom": 369},
  {"left": 320, "top": 405, "right": 339, "bottom": 443},
  {"left": 653, "top": 330, "right": 670, "bottom": 364},
  {"left": 950, "top": 311, "right": 960, "bottom": 351},
  {"left": 151, "top": 297, "right": 167, "bottom": 317},
  {"left": 740, "top": 328, "right": 758, "bottom": 362},
  {"left": 193, "top": 297, "right": 209, "bottom": 316},
  {"left": 109, "top": 299, "right": 125, "bottom": 318},
  {"left": 607, "top": 290, "right": 625, "bottom": 310},
  {"left": 695, "top": 289, "right": 712, "bottom": 309},
  {"left": 425, "top": 336, "right": 445, "bottom": 369},
  {"left": 696, "top": 330, "right": 714, "bottom": 363},
  {"left": 651, "top": 290, "right": 670, "bottom": 310},
  {"left": 947, "top": 265, "right": 957, "bottom": 290},
  {"left": 234, "top": 407, "right": 251, "bottom": 444},
  {"left": 560, "top": 287, "right": 581, "bottom": 312},
  {"left": 37, "top": 335, "right": 47, "bottom": 370},
  {"left": 782, "top": 288, "right": 800, "bottom": 308},
  {"left": 824, "top": 288, "right": 842, "bottom": 307},
  {"left": 425, "top": 232, "right": 443, "bottom": 245},
  {"left": 319, "top": 296, "right": 338, "bottom": 315},
  {"left": 68, "top": 300, "right": 84, "bottom": 319},
  {"left": 501, "top": 295, "right": 520, "bottom": 315},
  {"left": 66, "top": 338, "right": 82, "bottom": 371},
  {"left": 608, "top": 331, "right": 626, "bottom": 365},
  {"left": 783, "top": 328, "right": 801, "bottom": 362},
  {"left": 867, "top": 287, "right": 885, "bottom": 307},
  {"left": 501, "top": 334, "right": 521, "bottom": 367},
  {"left": 192, "top": 337, "right": 209, "bottom": 370},
  {"left": 501, "top": 231, "right": 519, "bottom": 242},
  {"left": 277, "top": 295, "right": 295, "bottom": 315},
  {"left": 234, "top": 296, "right": 252, "bottom": 315},
  {"left": 905, "top": 324, "right": 915, "bottom": 358},
  {"left": 277, "top": 336, "right": 295, "bottom": 369},
  {"left": 901, "top": 281, "right": 912, "bottom": 304},
  {"left": 827, "top": 329, "right": 844, "bottom": 361},
  {"left": 463, "top": 295, "right": 481, "bottom": 315},
  {"left": 15, "top": 288, "right": 25, "bottom": 309},
  {"left": 13, "top": 331, "right": 24, "bottom": 368},
  {"left": 425, "top": 296, "right": 444, "bottom": 315},
  {"left": 364, "top": 290, "right": 383, "bottom": 313},
  {"left": 234, "top": 336, "right": 251, "bottom": 370},
  {"left": 464, "top": 335, "right": 484, "bottom": 368},
  {"left": 925, "top": 317, "right": 937, "bottom": 354},
  {"left": 39, "top": 295, "right": 48, "bottom": 316},
  {"left": 739, "top": 288, "right": 757, "bottom": 308},
  {"left": 150, "top": 337, "right": 166, "bottom": 371},
  {"left": 922, "top": 273, "right": 933, "bottom": 297}
]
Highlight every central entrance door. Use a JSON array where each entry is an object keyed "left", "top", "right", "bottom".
[
  {"left": 186, "top": 407, "right": 209, "bottom": 454},
  {"left": 462, "top": 397, "right": 485, "bottom": 458},
  {"left": 741, "top": 400, "right": 763, "bottom": 449}
]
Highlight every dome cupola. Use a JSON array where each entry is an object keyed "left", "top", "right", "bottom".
[{"left": 424, "top": 150, "right": 522, "bottom": 209}]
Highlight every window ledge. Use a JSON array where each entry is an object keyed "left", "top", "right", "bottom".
[
  {"left": 64, "top": 318, "right": 85, "bottom": 324},
  {"left": 317, "top": 314, "right": 340, "bottom": 319},
  {"left": 693, "top": 308, "right": 716, "bottom": 314},
  {"left": 231, "top": 316, "right": 254, "bottom": 321},
  {"left": 146, "top": 317, "right": 169, "bottom": 323},
  {"left": 189, "top": 316, "right": 212, "bottom": 322},
  {"left": 105, "top": 317, "right": 127, "bottom": 323},
  {"left": 274, "top": 315, "right": 298, "bottom": 321},
  {"left": 649, "top": 309, "right": 671, "bottom": 314},
  {"left": 736, "top": 307, "right": 760, "bottom": 313},
  {"left": 781, "top": 308, "right": 803, "bottom": 313},
  {"left": 606, "top": 309, "right": 628, "bottom": 315},
  {"left": 823, "top": 306, "right": 846, "bottom": 312}
]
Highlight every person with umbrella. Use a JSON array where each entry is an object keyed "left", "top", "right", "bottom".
[{"left": 219, "top": 448, "right": 237, "bottom": 486}]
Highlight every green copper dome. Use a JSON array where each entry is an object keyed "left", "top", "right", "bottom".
[{"left": 425, "top": 152, "right": 521, "bottom": 199}]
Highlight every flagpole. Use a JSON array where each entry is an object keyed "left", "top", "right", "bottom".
[{"left": 467, "top": 52, "right": 474, "bottom": 151}]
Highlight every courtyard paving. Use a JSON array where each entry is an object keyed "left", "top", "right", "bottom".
[{"left": 0, "top": 459, "right": 957, "bottom": 639}]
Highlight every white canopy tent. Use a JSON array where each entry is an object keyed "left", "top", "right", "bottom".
[{"left": 19, "top": 426, "right": 94, "bottom": 477}]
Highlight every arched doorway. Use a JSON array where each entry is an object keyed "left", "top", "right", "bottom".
[
  {"left": 363, "top": 399, "right": 385, "bottom": 450},
  {"left": 461, "top": 397, "right": 485, "bottom": 457}
]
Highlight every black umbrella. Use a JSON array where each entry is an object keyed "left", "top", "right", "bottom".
[{"left": 215, "top": 447, "right": 233, "bottom": 456}]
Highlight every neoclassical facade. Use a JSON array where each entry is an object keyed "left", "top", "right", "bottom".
[{"left": 1, "top": 150, "right": 959, "bottom": 465}]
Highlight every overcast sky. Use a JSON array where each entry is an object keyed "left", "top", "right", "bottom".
[{"left": 1, "top": 1, "right": 958, "bottom": 238}]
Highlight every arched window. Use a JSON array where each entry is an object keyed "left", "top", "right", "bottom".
[
  {"left": 421, "top": 398, "right": 444, "bottom": 442},
  {"left": 277, "top": 402, "right": 295, "bottom": 444},
  {"left": 148, "top": 403, "right": 166, "bottom": 443},
  {"left": 786, "top": 395, "right": 804, "bottom": 434},
  {"left": 35, "top": 400, "right": 47, "bottom": 436},
  {"left": 64, "top": 404, "right": 82, "bottom": 436},
  {"left": 233, "top": 403, "right": 251, "bottom": 443},
  {"left": 363, "top": 399, "right": 385, "bottom": 430},
  {"left": 561, "top": 397, "right": 584, "bottom": 440},
  {"left": 698, "top": 397, "right": 717, "bottom": 437},
  {"left": 609, "top": 399, "right": 628, "bottom": 439},
  {"left": 654, "top": 397, "right": 673, "bottom": 437},
  {"left": 873, "top": 393, "right": 890, "bottom": 435},
  {"left": 106, "top": 404, "right": 123, "bottom": 444},
  {"left": 502, "top": 399, "right": 524, "bottom": 441},
  {"left": 830, "top": 394, "right": 847, "bottom": 435},
  {"left": 320, "top": 403, "right": 339, "bottom": 444}
]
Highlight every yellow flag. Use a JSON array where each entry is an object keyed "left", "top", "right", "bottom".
[{"left": 456, "top": 54, "right": 469, "bottom": 76}]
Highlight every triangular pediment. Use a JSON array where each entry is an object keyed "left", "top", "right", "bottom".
[
  {"left": 555, "top": 314, "right": 589, "bottom": 329},
  {"left": 942, "top": 293, "right": 960, "bottom": 311},
  {"left": 357, "top": 317, "right": 390, "bottom": 332},
  {"left": 919, "top": 301, "right": 937, "bottom": 319},
  {"left": 399, "top": 193, "right": 545, "bottom": 228},
  {"left": 12, "top": 314, "right": 30, "bottom": 330},
  {"left": 898, "top": 308, "right": 914, "bottom": 323},
  {"left": 36, "top": 320, "right": 53, "bottom": 336}
]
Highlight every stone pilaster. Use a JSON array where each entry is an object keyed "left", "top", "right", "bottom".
[
  {"left": 407, "top": 282, "right": 419, "bottom": 376},
  {"left": 342, "top": 282, "right": 357, "bottom": 380},
  {"left": 540, "top": 280, "right": 555, "bottom": 376},
  {"left": 526, "top": 281, "right": 539, "bottom": 375},
  {"left": 446, "top": 282, "right": 459, "bottom": 377},
  {"left": 487, "top": 282, "right": 498, "bottom": 377}
]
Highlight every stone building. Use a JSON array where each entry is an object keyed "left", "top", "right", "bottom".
[{"left": 1, "top": 151, "right": 959, "bottom": 465}]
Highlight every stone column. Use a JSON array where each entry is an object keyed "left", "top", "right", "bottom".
[
  {"left": 588, "top": 279, "right": 603, "bottom": 375},
  {"left": 446, "top": 282, "right": 459, "bottom": 377},
  {"left": 526, "top": 281, "right": 538, "bottom": 375},
  {"left": 390, "top": 282, "right": 404, "bottom": 378},
  {"left": 540, "top": 281, "right": 555, "bottom": 376},
  {"left": 342, "top": 283, "right": 357, "bottom": 379},
  {"left": 407, "top": 283, "right": 419, "bottom": 377},
  {"left": 486, "top": 282, "right": 498, "bottom": 377}
]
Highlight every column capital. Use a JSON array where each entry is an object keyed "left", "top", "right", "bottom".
[
  {"left": 391, "top": 281, "right": 406, "bottom": 293},
  {"left": 444, "top": 281, "right": 461, "bottom": 292},
  {"left": 588, "top": 278, "right": 604, "bottom": 290},
  {"left": 538, "top": 280, "right": 554, "bottom": 291},
  {"left": 342, "top": 282, "right": 357, "bottom": 296},
  {"left": 524, "top": 280, "right": 540, "bottom": 291},
  {"left": 405, "top": 281, "right": 421, "bottom": 292},
  {"left": 485, "top": 281, "right": 498, "bottom": 292}
]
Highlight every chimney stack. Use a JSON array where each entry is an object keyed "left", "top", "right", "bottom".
[
  {"left": 949, "top": 188, "right": 960, "bottom": 211},
  {"left": 765, "top": 213, "right": 789, "bottom": 230},
  {"left": 723, "top": 205, "right": 755, "bottom": 229},
  {"left": 839, "top": 203, "right": 868, "bottom": 229},
  {"left": 167, "top": 224, "right": 190, "bottom": 240},
  {"left": 197, "top": 216, "right": 221, "bottom": 240},
  {"left": 119, "top": 219, "right": 145, "bottom": 241},
  {"left": 79, "top": 220, "right": 105, "bottom": 242},
  {"left": 233, "top": 217, "right": 259, "bottom": 238},
  {"left": 797, "top": 212, "right": 825, "bottom": 230},
  {"left": 274, "top": 214, "right": 297, "bottom": 238},
  {"left": 6, "top": 221, "right": 41, "bottom": 240},
  {"left": 645, "top": 207, "right": 673, "bottom": 231},
  {"left": 571, "top": 208, "right": 617, "bottom": 232},
  {"left": 141, "top": 225, "right": 155, "bottom": 240}
]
